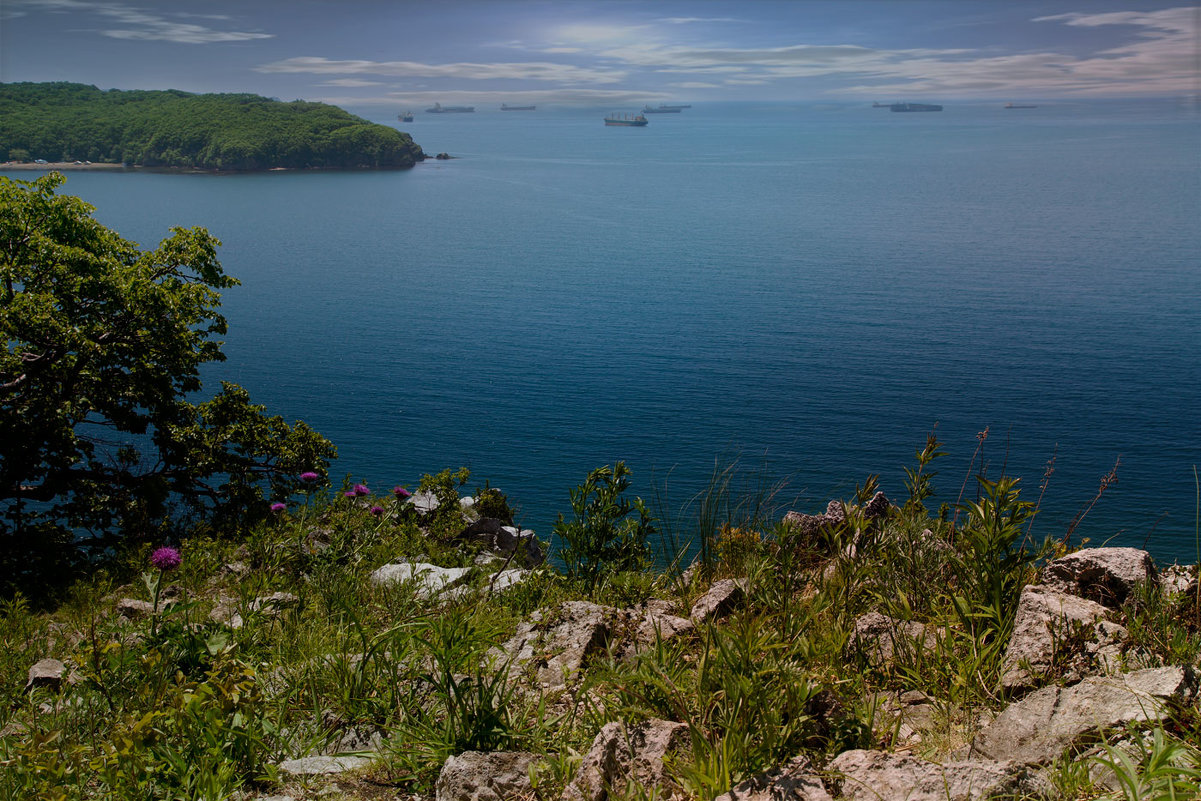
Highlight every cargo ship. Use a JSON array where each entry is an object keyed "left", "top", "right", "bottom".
[
  {"left": 398, "top": 111, "right": 414, "bottom": 122},
  {"left": 890, "top": 102, "right": 942, "bottom": 112},
  {"left": 604, "top": 113, "right": 648, "bottom": 127},
  {"left": 426, "top": 103, "right": 475, "bottom": 113},
  {"left": 1005, "top": 103, "right": 1038, "bottom": 109},
  {"left": 501, "top": 104, "right": 536, "bottom": 111}
]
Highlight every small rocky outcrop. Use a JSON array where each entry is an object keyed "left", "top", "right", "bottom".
[
  {"left": 969, "top": 665, "right": 1198, "bottom": 765},
  {"left": 26, "top": 658, "right": 67, "bottom": 692},
  {"left": 848, "top": 612, "right": 938, "bottom": 670},
  {"left": 999, "top": 584, "right": 1127, "bottom": 691},
  {"left": 782, "top": 500, "right": 847, "bottom": 542},
  {"left": 1043, "top": 547, "right": 1156, "bottom": 607},
  {"left": 619, "top": 599, "right": 695, "bottom": 660},
  {"left": 562, "top": 719, "right": 689, "bottom": 801},
  {"left": 830, "top": 750, "right": 1044, "bottom": 801},
  {"left": 690, "top": 578, "right": 747, "bottom": 624},
  {"left": 435, "top": 750, "right": 544, "bottom": 801},
  {"left": 713, "top": 755, "right": 832, "bottom": 801},
  {"left": 496, "top": 601, "right": 614, "bottom": 691},
  {"left": 1160, "top": 564, "right": 1197, "bottom": 597}
]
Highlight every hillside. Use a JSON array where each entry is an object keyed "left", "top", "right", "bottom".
[{"left": 0, "top": 82, "right": 423, "bottom": 171}]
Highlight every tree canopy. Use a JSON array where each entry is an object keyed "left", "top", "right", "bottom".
[
  {"left": 0, "top": 173, "right": 335, "bottom": 593},
  {"left": 0, "top": 82, "right": 423, "bottom": 170}
]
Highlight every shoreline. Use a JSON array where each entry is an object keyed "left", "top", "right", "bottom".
[
  {"left": 1, "top": 161, "right": 130, "bottom": 172},
  {"left": 1, "top": 160, "right": 427, "bottom": 174}
]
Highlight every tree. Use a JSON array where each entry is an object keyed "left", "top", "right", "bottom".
[{"left": 1, "top": 173, "right": 335, "bottom": 593}]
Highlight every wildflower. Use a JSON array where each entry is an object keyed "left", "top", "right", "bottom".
[
  {"left": 393, "top": 486, "right": 412, "bottom": 499},
  {"left": 344, "top": 490, "right": 357, "bottom": 499},
  {"left": 370, "top": 505, "right": 385, "bottom": 517},
  {"left": 353, "top": 483, "right": 370, "bottom": 497},
  {"left": 299, "top": 471, "right": 320, "bottom": 483},
  {"left": 270, "top": 502, "right": 287, "bottom": 513},
  {"left": 150, "top": 546, "right": 181, "bottom": 572}
]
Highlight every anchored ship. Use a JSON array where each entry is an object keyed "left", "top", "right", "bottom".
[
  {"left": 398, "top": 111, "right": 414, "bottom": 122},
  {"left": 605, "top": 113, "right": 648, "bottom": 127}
]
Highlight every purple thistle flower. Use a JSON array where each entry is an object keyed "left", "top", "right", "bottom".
[
  {"left": 353, "top": 483, "right": 370, "bottom": 497},
  {"left": 270, "top": 502, "right": 287, "bottom": 513},
  {"left": 370, "top": 505, "right": 385, "bottom": 517},
  {"left": 393, "top": 486, "right": 412, "bottom": 499},
  {"left": 344, "top": 490, "right": 357, "bottom": 499},
  {"left": 150, "top": 546, "right": 182, "bottom": 572},
  {"left": 299, "top": 471, "right": 320, "bottom": 483}
]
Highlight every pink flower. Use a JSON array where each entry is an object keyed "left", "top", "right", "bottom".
[
  {"left": 150, "top": 546, "right": 182, "bottom": 572},
  {"left": 270, "top": 502, "right": 287, "bottom": 513},
  {"left": 299, "top": 471, "right": 320, "bottom": 482},
  {"left": 370, "top": 505, "right": 385, "bottom": 517},
  {"left": 344, "top": 491, "right": 357, "bottom": 499},
  {"left": 353, "top": 484, "right": 370, "bottom": 497},
  {"left": 393, "top": 486, "right": 412, "bottom": 499}
]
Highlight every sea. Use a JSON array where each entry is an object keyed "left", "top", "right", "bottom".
[{"left": 14, "top": 99, "right": 1201, "bottom": 564}]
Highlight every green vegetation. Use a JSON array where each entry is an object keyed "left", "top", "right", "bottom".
[
  {"left": 1, "top": 173, "right": 335, "bottom": 596},
  {"left": 0, "top": 82, "right": 423, "bottom": 170},
  {"left": 2, "top": 179, "right": 1198, "bottom": 800}
]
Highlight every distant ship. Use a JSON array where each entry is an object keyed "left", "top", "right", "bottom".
[
  {"left": 890, "top": 102, "right": 942, "bottom": 112},
  {"left": 398, "top": 111, "right": 414, "bottom": 122},
  {"left": 426, "top": 103, "right": 475, "bottom": 113},
  {"left": 1005, "top": 103, "right": 1038, "bottom": 109},
  {"left": 642, "top": 104, "right": 689, "bottom": 113},
  {"left": 501, "top": 104, "right": 536, "bottom": 111},
  {"left": 605, "top": 113, "right": 648, "bottom": 127},
  {"left": 872, "top": 102, "right": 888, "bottom": 108}
]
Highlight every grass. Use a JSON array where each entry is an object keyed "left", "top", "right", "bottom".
[{"left": 1, "top": 451, "right": 1198, "bottom": 801}]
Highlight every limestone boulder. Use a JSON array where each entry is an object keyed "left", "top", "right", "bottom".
[
  {"left": 370, "top": 562, "right": 472, "bottom": 598},
  {"left": 830, "top": 750, "right": 1044, "bottom": 801},
  {"left": 970, "top": 666, "right": 1198, "bottom": 765},
  {"left": 496, "top": 601, "right": 614, "bottom": 690},
  {"left": 1000, "top": 584, "right": 1127, "bottom": 691},
  {"left": 116, "top": 598, "right": 155, "bottom": 619},
  {"left": 690, "top": 578, "right": 747, "bottom": 624},
  {"left": 1043, "top": 547, "right": 1156, "bottom": 607},
  {"left": 26, "top": 658, "right": 67, "bottom": 692},
  {"left": 435, "top": 750, "right": 544, "bottom": 801},
  {"left": 275, "top": 755, "right": 373, "bottom": 776},
  {"left": 848, "top": 612, "right": 938, "bottom": 670},
  {"left": 562, "top": 719, "right": 689, "bottom": 801},
  {"left": 713, "top": 755, "right": 832, "bottom": 801}
]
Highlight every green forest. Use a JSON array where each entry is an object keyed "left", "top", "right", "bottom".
[{"left": 0, "top": 82, "right": 424, "bottom": 170}]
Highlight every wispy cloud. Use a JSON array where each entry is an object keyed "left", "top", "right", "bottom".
[
  {"left": 14, "top": 0, "right": 272, "bottom": 43},
  {"left": 319, "top": 78, "right": 384, "bottom": 88},
  {"left": 316, "top": 88, "right": 667, "bottom": 108},
  {"left": 256, "top": 57, "right": 625, "bottom": 84},
  {"left": 658, "top": 17, "right": 744, "bottom": 25}
]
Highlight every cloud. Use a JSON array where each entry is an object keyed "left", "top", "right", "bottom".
[
  {"left": 320, "top": 78, "right": 384, "bottom": 87},
  {"left": 13, "top": 0, "right": 272, "bottom": 43},
  {"left": 256, "top": 57, "right": 626, "bottom": 84},
  {"left": 658, "top": 17, "right": 744, "bottom": 25}
]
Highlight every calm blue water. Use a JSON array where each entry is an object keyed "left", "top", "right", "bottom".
[{"left": 17, "top": 100, "right": 1201, "bottom": 562}]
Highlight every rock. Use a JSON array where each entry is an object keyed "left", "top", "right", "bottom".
[
  {"left": 782, "top": 502, "right": 846, "bottom": 544},
  {"left": 970, "top": 666, "right": 1197, "bottom": 765},
  {"left": 496, "top": 601, "right": 614, "bottom": 690},
  {"left": 1160, "top": 565, "right": 1196, "bottom": 597},
  {"left": 410, "top": 491, "right": 440, "bottom": 513},
  {"left": 629, "top": 602, "right": 695, "bottom": 656},
  {"left": 249, "top": 592, "right": 299, "bottom": 614},
  {"left": 1000, "top": 584, "right": 1127, "bottom": 691},
  {"left": 690, "top": 578, "right": 747, "bottom": 624},
  {"left": 456, "top": 518, "right": 545, "bottom": 567},
  {"left": 435, "top": 750, "right": 543, "bottom": 801},
  {"left": 848, "top": 612, "right": 938, "bottom": 670},
  {"left": 370, "top": 562, "right": 472, "bottom": 598},
  {"left": 863, "top": 491, "right": 890, "bottom": 519},
  {"left": 1043, "top": 547, "right": 1156, "bottom": 607},
  {"left": 563, "top": 719, "right": 689, "bottom": 801},
  {"left": 26, "top": 658, "right": 66, "bottom": 692},
  {"left": 713, "top": 755, "right": 833, "bottom": 801},
  {"left": 275, "top": 755, "right": 373, "bottom": 776},
  {"left": 830, "top": 750, "right": 1044, "bottom": 801},
  {"left": 116, "top": 598, "right": 155, "bottom": 619},
  {"left": 440, "top": 568, "right": 531, "bottom": 602}
]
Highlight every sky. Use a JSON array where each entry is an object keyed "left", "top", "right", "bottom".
[{"left": 1, "top": 0, "right": 1198, "bottom": 112}]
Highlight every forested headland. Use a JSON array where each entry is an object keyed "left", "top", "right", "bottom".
[{"left": 0, "top": 82, "right": 423, "bottom": 171}]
